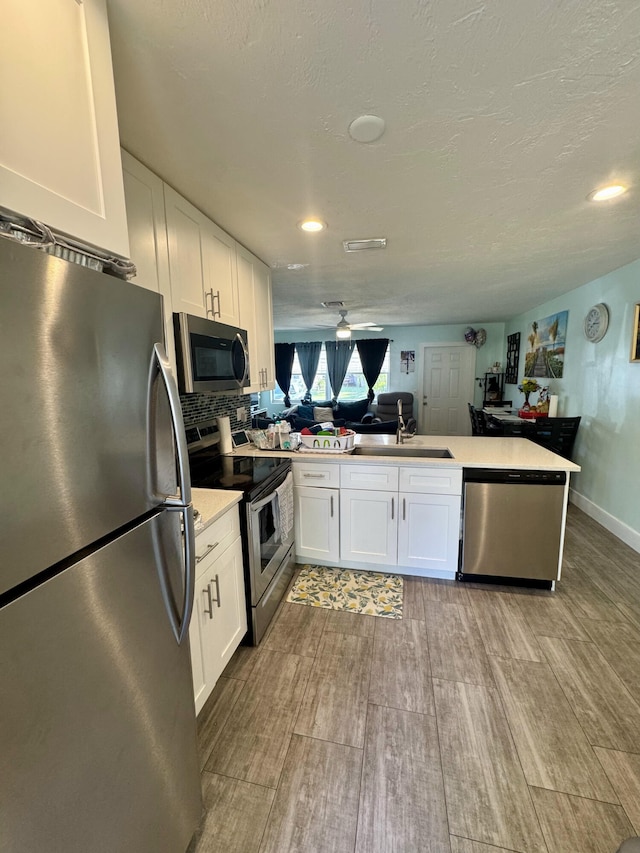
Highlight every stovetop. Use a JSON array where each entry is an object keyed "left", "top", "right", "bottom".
[{"left": 186, "top": 419, "right": 290, "bottom": 500}]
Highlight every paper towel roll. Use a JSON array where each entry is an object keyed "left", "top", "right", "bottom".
[
  {"left": 217, "top": 416, "right": 233, "bottom": 454},
  {"left": 548, "top": 395, "right": 559, "bottom": 418}
]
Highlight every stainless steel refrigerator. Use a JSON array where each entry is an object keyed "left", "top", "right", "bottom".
[{"left": 0, "top": 237, "right": 202, "bottom": 852}]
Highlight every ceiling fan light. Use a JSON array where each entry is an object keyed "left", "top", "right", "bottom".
[
  {"left": 588, "top": 184, "right": 627, "bottom": 202},
  {"left": 336, "top": 325, "right": 351, "bottom": 339}
]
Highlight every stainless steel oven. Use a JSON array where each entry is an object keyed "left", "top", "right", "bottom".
[
  {"left": 245, "top": 468, "right": 295, "bottom": 643},
  {"left": 187, "top": 420, "right": 295, "bottom": 644}
]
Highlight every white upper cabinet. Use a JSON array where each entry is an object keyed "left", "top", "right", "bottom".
[
  {"left": 237, "top": 243, "right": 275, "bottom": 392},
  {"left": 202, "top": 220, "right": 240, "bottom": 327},
  {"left": 121, "top": 151, "right": 175, "bottom": 364},
  {"left": 165, "top": 187, "right": 239, "bottom": 325},
  {"left": 0, "top": 0, "right": 129, "bottom": 257}
]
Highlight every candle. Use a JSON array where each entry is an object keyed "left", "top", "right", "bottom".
[{"left": 548, "top": 395, "right": 559, "bottom": 418}]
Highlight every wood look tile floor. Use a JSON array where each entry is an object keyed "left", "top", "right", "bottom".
[{"left": 193, "top": 506, "right": 640, "bottom": 853}]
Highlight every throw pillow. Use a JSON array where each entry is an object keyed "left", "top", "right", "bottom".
[
  {"left": 334, "top": 398, "right": 370, "bottom": 422},
  {"left": 313, "top": 406, "right": 334, "bottom": 422},
  {"left": 296, "top": 404, "right": 315, "bottom": 420}
]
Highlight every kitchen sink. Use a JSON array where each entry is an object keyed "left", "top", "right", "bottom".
[{"left": 352, "top": 446, "right": 453, "bottom": 458}]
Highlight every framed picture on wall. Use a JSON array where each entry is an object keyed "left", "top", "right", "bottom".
[
  {"left": 505, "top": 332, "right": 520, "bottom": 383},
  {"left": 631, "top": 304, "right": 640, "bottom": 363}
]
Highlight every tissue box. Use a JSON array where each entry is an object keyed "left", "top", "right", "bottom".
[{"left": 299, "top": 430, "right": 355, "bottom": 451}]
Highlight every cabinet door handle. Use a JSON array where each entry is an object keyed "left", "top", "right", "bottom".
[
  {"left": 205, "top": 288, "right": 214, "bottom": 318},
  {"left": 196, "top": 541, "right": 219, "bottom": 563},
  {"left": 203, "top": 584, "right": 214, "bottom": 619},
  {"left": 330, "top": 495, "right": 334, "bottom": 517},
  {"left": 403, "top": 498, "right": 406, "bottom": 521},
  {"left": 391, "top": 497, "right": 395, "bottom": 520},
  {"left": 210, "top": 574, "right": 221, "bottom": 608},
  {"left": 211, "top": 289, "right": 221, "bottom": 319}
]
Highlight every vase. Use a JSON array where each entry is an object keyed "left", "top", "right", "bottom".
[{"left": 522, "top": 392, "right": 531, "bottom": 411}]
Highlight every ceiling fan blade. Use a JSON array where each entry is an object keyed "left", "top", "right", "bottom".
[{"left": 350, "top": 322, "right": 382, "bottom": 329}]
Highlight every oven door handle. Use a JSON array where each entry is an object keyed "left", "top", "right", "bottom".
[{"left": 251, "top": 489, "right": 278, "bottom": 512}]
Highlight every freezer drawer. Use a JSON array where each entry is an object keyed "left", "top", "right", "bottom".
[
  {"left": 0, "top": 511, "right": 201, "bottom": 853},
  {"left": 462, "top": 475, "right": 565, "bottom": 581}
]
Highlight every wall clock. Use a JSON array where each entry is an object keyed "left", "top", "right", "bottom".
[{"left": 584, "top": 303, "right": 610, "bottom": 343}]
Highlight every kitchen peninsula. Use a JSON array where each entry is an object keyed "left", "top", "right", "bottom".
[{"left": 236, "top": 434, "right": 580, "bottom": 585}]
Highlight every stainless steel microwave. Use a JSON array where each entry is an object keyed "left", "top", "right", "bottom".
[{"left": 173, "top": 313, "right": 250, "bottom": 393}]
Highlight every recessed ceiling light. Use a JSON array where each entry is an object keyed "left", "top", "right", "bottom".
[
  {"left": 299, "top": 219, "right": 326, "bottom": 232},
  {"left": 286, "top": 263, "right": 309, "bottom": 270},
  {"left": 588, "top": 184, "right": 628, "bottom": 202},
  {"left": 348, "top": 115, "right": 386, "bottom": 143}
]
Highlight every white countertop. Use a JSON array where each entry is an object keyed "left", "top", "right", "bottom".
[
  {"left": 191, "top": 487, "right": 243, "bottom": 532},
  {"left": 226, "top": 434, "right": 580, "bottom": 472}
]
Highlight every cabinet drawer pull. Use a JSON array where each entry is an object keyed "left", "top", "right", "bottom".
[
  {"left": 210, "top": 574, "right": 221, "bottom": 608},
  {"left": 391, "top": 497, "right": 395, "bottom": 520},
  {"left": 303, "top": 472, "right": 324, "bottom": 479},
  {"left": 203, "top": 583, "right": 214, "bottom": 619},
  {"left": 196, "top": 541, "right": 219, "bottom": 563}
]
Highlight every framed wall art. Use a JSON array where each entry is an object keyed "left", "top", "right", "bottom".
[
  {"left": 523, "top": 310, "right": 568, "bottom": 379},
  {"left": 505, "top": 332, "right": 520, "bottom": 383},
  {"left": 631, "top": 303, "right": 640, "bottom": 363}
]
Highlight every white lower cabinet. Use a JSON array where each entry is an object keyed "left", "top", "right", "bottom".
[
  {"left": 397, "top": 492, "right": 461, "bottom": 572},
  {"left": 294, "top": 485, "right": 340, "bottom": 563},
  {"left": 293, "top": 463, "right": 340, "bottom": 563},
  {"left": 340, "top": 489, "right": 398, "bottom": 566},
  {"left": 293, "top": 461, "right": 462, "bottom": 577},
  {"left": 189, "top": 509, "right": 247, "bottom": 714}
]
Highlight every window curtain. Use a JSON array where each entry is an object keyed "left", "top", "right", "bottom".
[
  {"left": 356, "top": 338, "right": 390, "bottom": 401},
  {"left": 324, "top": 340, "right": 355, "bottom": 401},
  {"left": 274, "top": 342, "right": 296, "bottom": 407},
  {"left": 295, "top": 341, "right": 322, "bottom": 404}
]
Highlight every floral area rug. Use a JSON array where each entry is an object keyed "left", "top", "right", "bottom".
[{"left": 287, "top": 565, "right": 403, "bottom": 619}]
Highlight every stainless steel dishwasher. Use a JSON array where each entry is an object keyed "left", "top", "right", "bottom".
[{"left": 459, "top": 469, "right": 567, "bottom": 587}]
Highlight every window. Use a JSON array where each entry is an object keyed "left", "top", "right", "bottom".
[{"left": 271, "top": 344, "right": 389, "bottom": 405}]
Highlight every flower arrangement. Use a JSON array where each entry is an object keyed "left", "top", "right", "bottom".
[{"left": 517, "top": 378, "right": 540, "bottom": 396}]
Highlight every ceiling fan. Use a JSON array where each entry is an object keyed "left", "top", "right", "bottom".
[{"left": 332, "top": 310, "right": 384, "bottom": 339}]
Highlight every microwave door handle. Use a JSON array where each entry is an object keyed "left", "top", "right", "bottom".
[
  {"left": 151, "top": 342, "right": 192, "bottom": 507},
  {"left": 235, "top": 332, "right": 249, "bottom": 387}
]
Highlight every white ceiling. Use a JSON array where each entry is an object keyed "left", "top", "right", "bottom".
[{"left": 107, "top": 0, "right": 640, "bottom": 331}]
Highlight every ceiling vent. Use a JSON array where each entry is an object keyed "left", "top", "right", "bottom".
[
  {"left": 343, "top": 238, "right": 387, "bottom": 253},
  {"left": 321, "top": 300, "right": 345, "bottom": 309}
]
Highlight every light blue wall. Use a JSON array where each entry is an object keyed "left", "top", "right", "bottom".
[
  {"left": 506, "top": 259, "right": 640, "bottom": 542},
  {"left": 273, "top": 322, "right": 507, "bottom": 410}
]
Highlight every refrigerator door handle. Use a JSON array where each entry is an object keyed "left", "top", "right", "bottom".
[
  {"left": 150, "top": 342, "right": 192, "bottom": 507},
  {"left": 158, "top": 505, "right": 196, "bottom": 644}
]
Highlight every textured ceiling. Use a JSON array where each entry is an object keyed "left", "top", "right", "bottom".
[{"left": 107, "top": 0, "right": 640, "bottom": 331}]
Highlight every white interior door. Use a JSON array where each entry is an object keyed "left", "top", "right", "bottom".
[{"left": 418, "top": 344, "right": 476, "bottom": 435}]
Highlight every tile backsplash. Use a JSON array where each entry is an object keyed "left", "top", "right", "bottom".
[{"left": 180, "top": 392, "right": 253, "bottom": 429}]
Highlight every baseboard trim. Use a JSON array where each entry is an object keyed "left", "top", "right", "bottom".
[{"left": 569, "top": 488, "right": 640, "bottom": 555}]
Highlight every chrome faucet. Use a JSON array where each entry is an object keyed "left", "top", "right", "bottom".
[
  {"left": 396, "top": 398, "right": 406, "bottom": 444},
  {"left": 396, "top": 397, "right": 415, "bottom": 444}
]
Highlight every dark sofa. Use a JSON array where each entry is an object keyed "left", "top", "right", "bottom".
[{"left": 255, "top": 397, "right": 403, "bottom": 434}]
